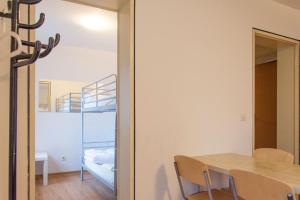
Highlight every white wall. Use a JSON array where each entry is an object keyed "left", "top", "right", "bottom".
[
  {"left": 277, "top": 44, "right": 296, "bottom": 154},
  {"left": 135, "top": 0, "right": 300, "bottom": 199},
  {"left": 36, "top": 111, "right": 115, "bottom": 174},
  {"left": 35, "top": 46, "right": 117, "bottom": 173},
  {"left": 36, "top": 46, "right": 117, "bottom": 82},
  {"left": 35, "top": 80, "right": 83, "bottom": 174}
]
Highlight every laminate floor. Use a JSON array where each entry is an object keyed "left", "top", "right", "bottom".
[{"left": 36, "top": 172, "right": 115, "bottom": 200}]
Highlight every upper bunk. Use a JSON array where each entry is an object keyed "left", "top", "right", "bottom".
[
  {"left": 82, "top": 74, "right": 117, "bottom": 113},
  {"left": 56, "top": 93, "right": 81, "bottom": 113}
]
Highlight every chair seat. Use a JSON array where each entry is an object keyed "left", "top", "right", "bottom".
[{"left": 188, "top": 189, "right": 233, "bottom": 200}]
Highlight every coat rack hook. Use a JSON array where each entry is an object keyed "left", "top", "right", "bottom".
[
  {"left": 22, "top": 33, "right": 59, "bottom": 50},
  {"left": 18, "top": 37, "right": 54, "bottom": 60},
  {"left": 54, "top": 33, "right": 60, "bottom": 47},
  {"left": 14, "top": 41, "right": 41, "bottom": 68},
  {"left": 39, "top": 37, "right": 54, "bottom": 58},
  {"left": 0, "top": 12, "right": 12, "bottom": 18},
  {"left": 0, "top": 0, "right": 13, "bottom": 18},
  {"left": 19, "top": 0, "right": 42, "bottom": 5},
  {"left": 18, "top": 13, "right": 45, "bottom": 30}
]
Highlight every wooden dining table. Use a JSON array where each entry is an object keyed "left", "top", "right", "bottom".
[{"left": 194, "top": 153, "right": 300, "bottom": 194}]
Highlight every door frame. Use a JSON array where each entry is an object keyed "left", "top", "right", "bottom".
[{"left": 252, "top": 29, "right": 300, "bottom": 163}]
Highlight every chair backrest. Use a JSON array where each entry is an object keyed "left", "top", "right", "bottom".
[
  {"left": 253, "top": 148, "right": 294, "bottom": 164},
  {"left": 230, "top": 169, "right": 295, "bottom": 200},
  {"left": 174, "top": 155, "right": 210, "bottom": 186}
]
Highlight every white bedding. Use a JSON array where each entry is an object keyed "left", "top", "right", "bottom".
[
  {"left": 84, "top": 148, "right": 115, "bottom": 164},
  {"left": 85, "top": 161, "right": 114, "bottom": 187},
  {"left": 84, "top": 148, "right": 115, "bottom": 189}
]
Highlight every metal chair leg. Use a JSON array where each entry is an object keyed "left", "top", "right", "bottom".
[
  {"left": 229, "top": 176, "right": 239, "bottom": 200},
  {"left": 287, "top": 193, "right": 294, "bottom": 200},
  {"left": 80, "top": 166, "right": 84, "bottom": 181}
]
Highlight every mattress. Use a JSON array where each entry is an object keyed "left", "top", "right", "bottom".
[
  {"left": 84, "top": 148, "right": 115, "bottom": 189},
  {"left": 85, "top": 161, "right": 115, "bottom": 188}
]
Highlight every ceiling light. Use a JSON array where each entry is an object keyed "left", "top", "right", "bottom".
[{"left": 78, "top": 15, "right": 112, "bottom": 31}]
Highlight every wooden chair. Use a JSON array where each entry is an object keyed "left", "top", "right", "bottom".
[
  {"left": 253, "top": 148, "right": 294, "bottom": 164},
  {"left": 174, "top": 155, "right": 233, "bottom": 200},
  {"left": 229, "top": 169, "right": 295, "bottom": 200}
]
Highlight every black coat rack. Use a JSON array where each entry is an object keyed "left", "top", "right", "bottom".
[{"left": 0, "top": 1, "right": 60, "bottom": 200}]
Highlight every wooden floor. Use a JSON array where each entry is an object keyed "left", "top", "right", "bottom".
[{"left": 36, "top": 172, "right": 116, "bottom": 200}]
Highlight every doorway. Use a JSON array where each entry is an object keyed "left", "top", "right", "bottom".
[
  {"left": 35, "top": 1, "right": 118, "bottom": 200},
  {"left": 253, "top": 29, "right": 300, "bottom": 163},
  {"left": 31, "top": 0, "right": 134, "bottom": 200}
]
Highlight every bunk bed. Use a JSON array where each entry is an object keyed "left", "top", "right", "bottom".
[
  {"left": 81, "top": 74, "right": 117, "bottom": 194},
  {"left": 56, "top": 93, "right": 81, "bottom": 113}
]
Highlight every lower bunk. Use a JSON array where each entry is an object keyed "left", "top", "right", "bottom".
[{"left": 81, "top": 145, "right": 116, "bottom": 194}]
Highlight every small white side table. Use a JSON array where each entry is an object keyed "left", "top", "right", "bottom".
[{"left": 35, "top": 152, "right": 48, "bottom": 186}]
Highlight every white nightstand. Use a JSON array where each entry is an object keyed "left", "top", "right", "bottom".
[{"left": 35, "top": 152, "right": 48, "bottom": 186}]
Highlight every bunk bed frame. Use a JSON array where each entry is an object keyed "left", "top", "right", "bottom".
[
  {"left": 81, "top": 74, "right": 117, "bottom": 194},
  {"left": 56, "top": 93, "right": 81, "bottom": 113}
]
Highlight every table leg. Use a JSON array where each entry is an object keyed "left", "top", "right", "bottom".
[{"left": 43, "top": 160, "right": 48, "bottom": 186}]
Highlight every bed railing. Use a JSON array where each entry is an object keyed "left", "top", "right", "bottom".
[
  {"left": 56, "top": 92, "right": 81, "bottom": 113},
  {"left": 82, "top": 74, "right": 117, "bottom": 112}
]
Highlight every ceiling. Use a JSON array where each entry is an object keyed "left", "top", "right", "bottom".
[
  {"left": 255, "top": 36, "right": 277, "bottom": 64},
  {"left": 36, "top": 0, "right": 117, "bottom": 52},
  {"left": 273, "top": 0, "right": 300, "bottom": 10},
  {"left": 256, "top": 45, "right": 277, "bottom": 60},
  {"left": 255, "top": 35, "right": 292, "bottom": 59}
]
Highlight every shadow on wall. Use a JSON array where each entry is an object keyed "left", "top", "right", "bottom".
[{"left": 156, "top": 165, "right": 172, "bottom": 200}]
